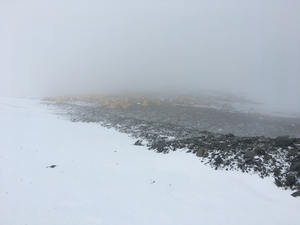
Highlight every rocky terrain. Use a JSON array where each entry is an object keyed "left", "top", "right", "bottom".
[{"left": 43, "top": 94, "right": 300, "bottom": 197}]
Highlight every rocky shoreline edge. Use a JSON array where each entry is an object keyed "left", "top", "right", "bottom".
[
  {"left": 47, "top": 102, "right": 300, "bottom": 197},
  {"left": 143, "top": 135, "right": 300, "bottom": 198}
]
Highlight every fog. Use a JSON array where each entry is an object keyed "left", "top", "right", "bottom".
[{"left": 1, "top": 0, "right": 300, "bottom": 112}]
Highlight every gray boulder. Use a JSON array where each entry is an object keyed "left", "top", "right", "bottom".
[
  {"left": 196, "top": 147, "right": 205, "bottom": 157},
  {"left": 290, "top": 159, "right": 300, "bottom": 172},
  {"left": 244, "top": 151, "right": 257, "bottom": 158},
  {"left": 274, "top": 136, "right": 295, "bottom": 148},
  {"left": 285, "top": 174, "right": 296, "bottom": 186}
]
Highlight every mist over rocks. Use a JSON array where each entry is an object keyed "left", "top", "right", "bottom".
[
  {"left": 43, "top": 92, "right": 300, "bottom": 138},
  {"left": 43, "top": 92, "right": 300, "bottom": 194},
  {"left": 2, "top": 0, "right": 300, "bottom": 117}
]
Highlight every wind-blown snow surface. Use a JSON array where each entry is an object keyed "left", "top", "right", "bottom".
[{"left": 0, "top": 96, "right": 299, "bottom": 225}]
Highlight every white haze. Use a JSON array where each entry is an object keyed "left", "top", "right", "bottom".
[{"left": 0, "top": 0, "right": 300, "bottom": 112}]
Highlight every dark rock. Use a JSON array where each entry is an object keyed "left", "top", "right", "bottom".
[
  {"left": 245, "top": 157, "right": 253, "bottom": 164},
  {"left": 151, "top": 139, "right": 167, "bottom": 153},
  {"left": 134, "top": 140, "right": 143, "bottom": 146},
  {"left": 244, "top": 151, "right": 257, "bottom": 158},
  {"left": 207, "top": 135, "right": 214, "bottom": 140},
  {"left": 203, "top": 150, "right": 209, "bottom": 157},
  {"left": 254, "top": 166, "right": 262, "bottom": 172},
  {"left": 243, "top": 139, "right": 253, "bottom": 144},
  {"left": 291, "top": 190, "right": 300, "bottom": 197},
  {"left": 231, "top": 141, "right": 238, "bottom": 148},
  {"left": 255, "top": 149, "right": 266, "bottom": 155},
  {"left": 288, "top": 150, "right": 298, "bottom": 157},
  {"left": 47, "top": 165, "right": 57, "bottom": 168},
  {"left": 192, "top": 148, "right": 199, "bottom": 154},
  {"left": 215, "top": 156, "right": 223, "bottom": 164},
  {"left": 273, "top": 168, "right": 281, "bottom": 177},
  {"left": 253, "top": 158, "right": 262, "bottom": 166},
  {"left": 234, "top": 153, "right": 241, "bottom": 159},
  {"left": 196, "top": 147, "right": 205, "bottom": 157},
  {"left": 290, "top": 159, "right": 300, "bottom": 172},
  {"left": 274, "top": 136, "right": 295, "bottom": 148},
  {"left": 156, "top": 140, "right": 166, "bottom": 152},
  {"left": 275, "top": 178, "right": 282, "bottom": 187},
  {"left": 285, "top": 174, "right": 296, "bottom": 185},
  {"left": 224, "top": 160, "right": 231, "bottom": 165},
  {"left": 264, "top": 154, "right": 272, "bottom": 160},
  {"left": 225, "top": 133, "right": 235, "bottom": 138}
]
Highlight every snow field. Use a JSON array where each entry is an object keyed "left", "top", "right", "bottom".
[{"left": 0, "top": 96, "right": 299, "bottom": 225}]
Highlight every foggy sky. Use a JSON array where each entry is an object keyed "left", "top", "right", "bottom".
[{"left": 1, "top": 0, "right": 300, "bottom": 112}]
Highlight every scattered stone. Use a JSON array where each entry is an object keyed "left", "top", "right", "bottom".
[
  {"left": 47, "top": 165, "right": 57, "bottom": 168},
  {"left": 134, "top": 140, "right": 143, "bottom": 146},
  {"left": 275, "top": 178, "right": 283, "bottom": 187},
  {"left": 215, "top": 156, "right": 223, "bottom": 164},
  {"left": 291, "top": 190, "right": 300, "bottom": 197},
  {"left": 196, "top": 147, "right": 205, "bottom": 157},
  {"left": 151, "top": 140, "right": 167, "bottom": 153}
]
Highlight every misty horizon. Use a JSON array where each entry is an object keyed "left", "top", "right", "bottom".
[{"left": 1, "top": 0, "right": 300, "bottom": 113}]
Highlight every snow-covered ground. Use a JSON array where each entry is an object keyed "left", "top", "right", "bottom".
[{"left": 0, "top": 96, "right": 299, "bottom": 225}]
